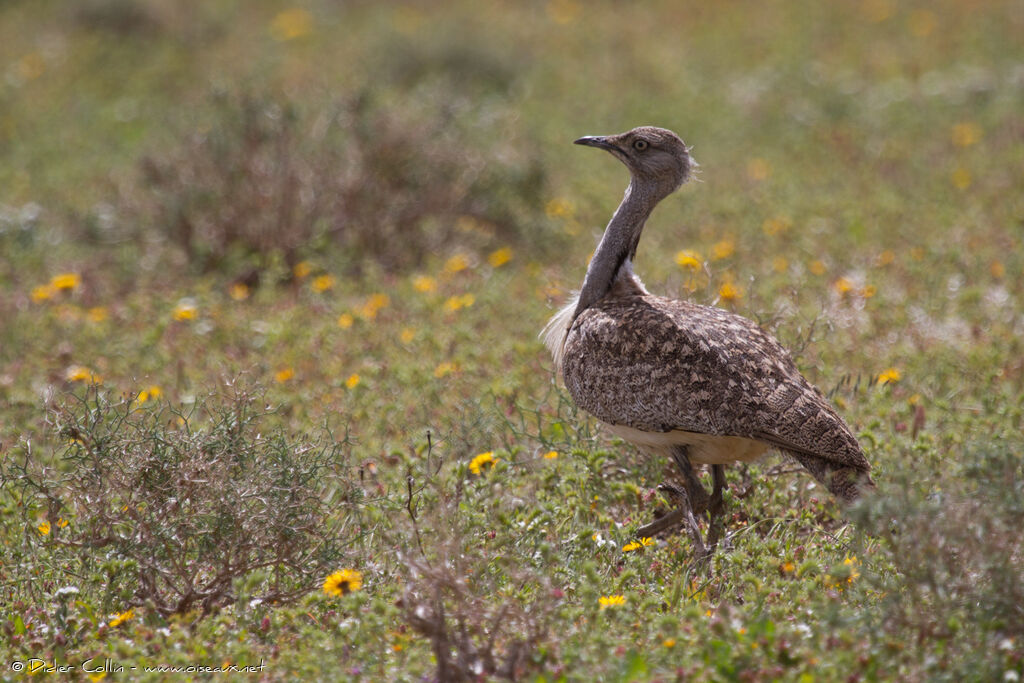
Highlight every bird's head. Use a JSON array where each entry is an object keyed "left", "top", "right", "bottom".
[{"left": 574, "top": 126, "right": 694, "bottom": 197}]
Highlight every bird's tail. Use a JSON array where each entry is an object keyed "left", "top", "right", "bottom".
[{"left": 788, "top": 452, "right": 876, "bottom": 505}]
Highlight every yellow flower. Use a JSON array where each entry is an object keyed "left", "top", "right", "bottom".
[
  {"left": 38, "top": 521, "right": 51, "bottom": 536},
  {"left": 599, "top": 594, "right": 626, "bottom": 609},
  {"left": 762, "top": 216, "right": 790, "bottom": 236},
  {"left": 357, "top": 293, "right": 390, "bottom": 319},
  {"left": 443, "top": 293, "right": 475, "bottom": 312},
  {"left": 172, "top": 299, "right": 198, "bottom": 321},
  {"left": 293, "top": 261, "right": 313, "bottom": 279},
  {"left": 951, "top": 122, "right": 981, "bottom": 147},
  {"left": 400, "top": 328, "right": 415, "bottom": 344},
  {"left": 991, "top": 260, "right": 1005, "bottom": 279},
  {"left": 434, "top": 362, "right": 456, "bottom": 378},
  {"left": 622, "top": 537, "right": 655, "bottom": 552},
  {"left": 311, "top": 274, "right": 336, "bottom": 293},
  {"left": 269, "top": 8, "right": 313, "bottom": 41},
  {"left": 862, "top": 0, "right": 892, "bottom": 22},
  {"left": 87, "top": 306, "right": 109, "bottom": 322},
  {"left": 56, "top": 518, "right": 69, "bottom": 528},
  {"left": 109, "top": 609, "right": 134, "bottom": 628},
  {"left": 412, "top": 275, "right": 437, "bottom": 293},
  {"left": 544, "top": 197, "right": 574, "bottom": 218},
  {"left": 66, "top": 365, "right": 102, "bottom": 384},
  {"left": 861, "top": 284, "right": 877, "bottom": 298},
  {"left": 877, "top": 367, "right": 901, "bottom": 385},
  {"left": 488, "top": 247, "right": 513, "bottom": 268},
  {"left": 781, "top": 561, "right": 796, "bottom": 574},
  {"left": 275, "top": 367, "right": 295, "bottom": 383},
  {"left": 543, "top": 450, "right": 558, "bottom": 459},
  {"left": 747, "top": 158, "right": 771, "bottom": 181},
  {"left": 89, "top": 672, "right": 106, "bottom": 682},
  {"left": 718, "top": 279, "right": 742, "bottom": 302},
  {"left": 136, "top": 385, "right": 162, "bottom": 404},
  {"left": 951, "top": 167, "right": 971, "bottom": 190},
  {"left": 443, "top": 253, "right": 470, "bottom": 275},
  {"left": 772, "top": 256, "right": 788, "bottom": 273},
  {"left": 711, "top": 239, "right": 735, "bottom": 261},
  {"left": 674, "top": 249, "right": 702, "bottom": 270},
  {"left": 337, "top": 313, "right": 354, "bottom": 329},
  {"left": 809, "top": 260, "right": 827, "bottom": 276},
  {"left": 229, "top": 283, "right": 250, "bottom": 301},
  {"left": 663, "top": 638, "right": 676, "bottom": 648},
  {"left": 345, "top": 374, "right": 360, "bottom": 389},
  {"left": 323, "top": 569, "right": 363, "bottom": 596},
  {"left": 876, "top": 250, "right": 895, "bottom": 266},
  {"left": 834, "top": 277, "right": 854, "bottom": 295},
  {"left": 50, "top": 273, "right": 81, "bottom": 291},
  {"left": 469, "top": 451, "right": 497, "bottom": 475},
  {"left": 31, "top": 284, "right": 55, "bottom": 302}
]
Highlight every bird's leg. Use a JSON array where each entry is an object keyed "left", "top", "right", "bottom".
[
  {"left": 670, "top": 446, "right": 710, "bottom": 514},
  {"left": 704, "top": 465, "right": 727, "bottom": 554}
]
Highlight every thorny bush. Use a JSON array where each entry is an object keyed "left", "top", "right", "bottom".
[{"left": 1, "top": 385, "right": 358, "bottom": 617}]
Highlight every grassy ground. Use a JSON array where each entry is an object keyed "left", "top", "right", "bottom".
[{"left": 2, "top": 0, "right": 1023, "bottom": 680}]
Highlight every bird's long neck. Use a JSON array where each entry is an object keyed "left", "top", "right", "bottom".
[{"left": 571, "top": 179, "right": 658, "bottom": 322}]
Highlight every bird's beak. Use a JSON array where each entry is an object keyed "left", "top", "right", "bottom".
[{"left": 574, "top": 135, "right": 616, "bottom": 151}]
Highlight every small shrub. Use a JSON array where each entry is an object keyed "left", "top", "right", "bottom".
[
  {"left": 1, "top": 385, "right": 358, "bottom": 617},
  {"left": 133, "top": 88, "right": 551, "bottom": 274}
]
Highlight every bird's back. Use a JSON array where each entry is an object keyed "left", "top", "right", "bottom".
[{"left": 560, "top": 291, "right": 868, "bottom": 471}]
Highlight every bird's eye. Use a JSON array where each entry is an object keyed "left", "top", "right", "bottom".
[{"left": 633, "top": 139, "right": 649, "bottom": 151}]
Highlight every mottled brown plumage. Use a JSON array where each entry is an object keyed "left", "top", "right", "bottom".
[{"left": 543, "top": 126, "right": 874, "bottom": 552}]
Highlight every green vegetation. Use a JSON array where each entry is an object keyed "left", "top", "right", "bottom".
[{"left": 1, "top": 0, "right": 1022, "bottom": 680}]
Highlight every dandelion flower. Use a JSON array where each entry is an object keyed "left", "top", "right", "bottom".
[
  {"left": 400, "top": 328, "right": 415, "bottom": 344},
  {"left": 711, "top": 239, "right": 735, "bottom": 261},
  {"left": 357, "top": 293, "right": 390, "bottom": 319},
  {"left": 834, "top": 277, "right": 854, "bottom": 295},
  {"left": 762, "top": 216, "right": 790, "bottom": 236},
  {"left": 323, "top": 569, "right": 363, "bottom": 596},
  {"left": 599, "top": 594, "right": 626, "bottom": 609},
  {"left": 269, "top": 8, "right": 313, "bottom": 41},
  {"left": 772, "top": 256, "right": 788, "bottom": 273},
  {"left": 172, "top": 299, "right": 198, "bottom": 321},
  {"left": 622, "top": 537, "right": 655, "bottom": 552},
  {"left": 50, "top": 273, "right": 81, "bottom": 291},
  {"left": 275, "top": 367, "right": 295, "bottom": 383},
  {"left": 951, "top": 122, "right": 981, "bottom": 147},
  {"left": 877, "top": 368, "right": 901, "bottom": 385},
  {"left": 87, "top": 306, "right": 109, "bottom": 322},
  {"left": 345, "top": 374, "right": 360, "bottom": 389},
  {"left": 443, "top": 293, "right": 475, "bottom": 312},
  {"left": 31, "top": 284, "right": 55, "bottom": 303},
  {"left": 718, "top": 280, "right": 742, "bottom": 302},
  {"left": 809, "top": 260, "right": 827, "bottom": 276},
  {"left": 781, "top": 561, "right": 796, "bottom": 574},
  {"left": 488, "top": 247, "right": 513, "bottom": 268},
  {"left": 311, "top": 274, "right": 335, "bottom": 293},
  {"left": 674, "top": 249, "right": 702, "bottom": 270},
  {"left": 544, "top": 197, "right": 574, "bottom": 218},
  {"left": 38, "top": 521, "right": 51, "bottom": 536},
  {"left": 543, "top": 450, "right": 558, "bottom": 459},
  {"left": 337, "top": 313, "right": 354, "bottom": 329},
  {"left": 663, "top": 638, "right": 676, "bottom": 648},
  {"left": 412, "top": 275, "right": 437, "bottom": 293},
  {"left": 469, "top": 451, "right": 497, "bottom": 475},
  {"left": 293, "top": 261, "right": 313, "bottom": 279},
  {"left": 951, "top": 167, "right": 971, "bottom": 190},
  {"left": 434, "top": 362, "right": 456, "bottom": 378},
  {"left": 443, "top": 253, "right": 470, "bottom": 275},
  {"left": 229, "top": 283, "right": 250, "bottom": 301},
  {"left": 109, "top": 609, "right": 134, "bottom": 628},
  {"left": 66, "top": 365, "right": 102, "bottom": 384}
]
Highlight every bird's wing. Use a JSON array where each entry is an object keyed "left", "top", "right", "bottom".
[{"left": 561, "top": 294, "right": 869, "bottom": 470}]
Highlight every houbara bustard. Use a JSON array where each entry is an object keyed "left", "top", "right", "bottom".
[{"left": 542, "top": 126, "right": 874, "bottom": 557}]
